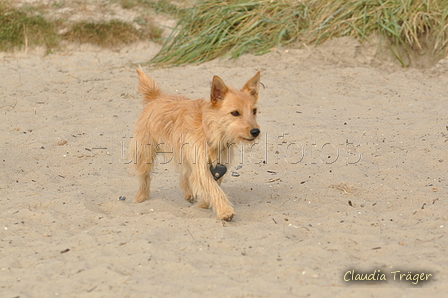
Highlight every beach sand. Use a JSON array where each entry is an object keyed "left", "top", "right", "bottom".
[{"left": 1, "top": 38, "right": 447, "bottom": 297}]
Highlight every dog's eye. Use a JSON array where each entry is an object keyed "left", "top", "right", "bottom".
[
  {"left": 253, "top": 108, "right": 257, "bottom": 115},
  {"left": 231, "top": 111, "right": 240, "bottom": 116}
]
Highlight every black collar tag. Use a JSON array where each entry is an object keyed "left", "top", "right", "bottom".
[{"left": 210, "top": 164, "right": 227, "bottom": 181}]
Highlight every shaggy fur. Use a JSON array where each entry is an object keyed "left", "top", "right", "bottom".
[{"left": 130, "top": 69, "right": 261, "bottom": 221}]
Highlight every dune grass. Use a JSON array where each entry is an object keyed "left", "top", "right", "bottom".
[
  {"left": 1, "top": 0, "right": 446, "bottom": 67},
  {"left": 116, "top": 0, "right": 186, "bottom": 17},
  {"left": 308, "top": 0, "right": 448, "bottom": 65},
  {"left": 151, "top": 0, "right": 309, "bottom": 65},
  {"left": 0, "top": 2, "right": 59, "bottom": 51},
  {"left": 151, "top": 0, "right": 448, "bottom": 66},
  {"left": 0, "top": 1, "right": 162, "bottom": 51},
  {"left": 64, "top": 20, "right": 162, "bottom": 48}
]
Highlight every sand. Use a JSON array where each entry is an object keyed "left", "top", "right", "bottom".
[{"left": 1, "top": 38, "right": 448, "bottom": 297}]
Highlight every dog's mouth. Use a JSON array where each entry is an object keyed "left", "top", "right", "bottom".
[{"left": 241, "top": 137, "right": 256, "bottom": 142}]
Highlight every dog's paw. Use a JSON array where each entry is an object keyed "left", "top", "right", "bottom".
[
  {"left": 217, "top": 209, "right": 235, "bottom": 221},
  {"left": 134, "top": 192, "right": 148, "bottom": 203},
  {"left": 185, "top": 195, "right": 195, "bottom": 204}
]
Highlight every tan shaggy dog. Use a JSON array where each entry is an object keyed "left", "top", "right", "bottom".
[{"left": 130, "top": 69, "right": 261, "bottom": 221}]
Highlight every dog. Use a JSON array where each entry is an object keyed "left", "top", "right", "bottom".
[{"left": 130, "top": 69, "right": 261, "bottom": 221}]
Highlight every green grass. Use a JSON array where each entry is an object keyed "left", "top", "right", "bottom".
[
  {"left": 151, "top": 0, "right": 309, "bottom": 65},
  {"left": 306, "top": 0, "right": 448, "bottom": 65},
  {"left": 0, "top": 2, "right": 59, "bottom": 51},
  {"left": 143, "top": 0, "right": 188, "bottom": 18},
  {"left": 0, "top": 1, "right": 162, "bottom": 51},
  {"left": 64, "top": 20, "right": 162, "bottom": 47},
  {"left": 117, "top": 0, "right": 142, "bottom": 10},
  {"left": 116, "top": 0, "right": 187, "bottom": 17},
  {"left": 151, "top": 0, "right": 448, "bottom": 66},
  {"left": 2, "top": 0, "right": 447, "bottom": 67}
]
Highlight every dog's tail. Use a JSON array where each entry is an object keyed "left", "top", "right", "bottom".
[{"left": 136, "top": 68, "right": 161, "bottom": 103}]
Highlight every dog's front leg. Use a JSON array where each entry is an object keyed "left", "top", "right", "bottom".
[{"left": 189, "top": 164, "right": 234, "bottom": 221}]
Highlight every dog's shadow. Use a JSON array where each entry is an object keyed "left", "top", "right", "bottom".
[{"left": 224, "top": 181, "right": 268, "bottom": 205}]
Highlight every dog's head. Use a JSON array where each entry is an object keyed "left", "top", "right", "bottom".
[{"left": 208, "top": 71, "right": 261, "bottom": 144}]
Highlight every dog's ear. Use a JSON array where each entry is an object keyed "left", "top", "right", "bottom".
[
  {"left": 242, "top": 71, "right": 261, "bottom": 101},
  {"left": 211, "top": 75, "right": 229, "bottom": 105}
]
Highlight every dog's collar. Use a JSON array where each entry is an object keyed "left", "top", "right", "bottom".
[{"left": 210, "top": 164, "right": 227, "bottom": 181}]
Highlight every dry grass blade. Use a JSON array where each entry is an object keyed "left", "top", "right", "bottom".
[{"left": 329, "top": 183, "right": 360, "bottom": 195}]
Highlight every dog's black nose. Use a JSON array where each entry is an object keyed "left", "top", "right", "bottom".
[{"left": 250, "top": 128, "right": 260, "bottom": 138}]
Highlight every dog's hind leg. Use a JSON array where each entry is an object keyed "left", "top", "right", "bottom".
[
  {"left": 180, "top": 165, "right": 195, "bottom": 204},
  {"left": 131, "top": 138, "right": 154, "bottom": 203}
]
